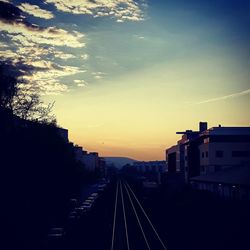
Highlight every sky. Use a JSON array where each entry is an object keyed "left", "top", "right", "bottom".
[{"left": 0, "top": 0, "right": 250, "bottom": 160}]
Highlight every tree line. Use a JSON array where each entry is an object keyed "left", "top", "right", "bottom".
[
  {"left": 0, "top": 61, "right": 56, "bottom": 124},
  {"left": 0, "top": 60, "right": 97, "bottom": 250}
]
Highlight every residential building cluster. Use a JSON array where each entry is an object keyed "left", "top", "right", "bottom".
[
  {"left": 131, "top": 161, "right": 167, "bottom": 185},
  {"left": 72, "top": 145, "right": 105, "bottom": 174},
  {"left": 53, "top": 129, "right": 105, "bottom": 175},
  {"left": 4, "top": 108, "right": 105, "bottom": 175},
  {"left": 133, "top": 161, "right": 166, "bottom": 174},
  {"left": 165, "top": 122, "right": 250, "bottom": 200}
]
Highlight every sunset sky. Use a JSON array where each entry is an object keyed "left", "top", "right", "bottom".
[{"left": 0, "top": 0, "right": 249, "bottom": 160}]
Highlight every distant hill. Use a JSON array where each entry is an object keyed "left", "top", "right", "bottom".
[{"left": 104, "top": 157, "right": 137, "bottom": 169}]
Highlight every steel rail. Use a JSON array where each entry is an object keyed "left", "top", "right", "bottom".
[
  {"left": 125, "top": 182, "right": 167, "bottom": 250},
  {"left": 111, "top": 180, "right": 119, "bottom": 250},
  {"left": 124, "top": 183, "right": 151, "bottom": 250},
  {"left": 120, "top": 181, "right": 130, "bottom": 250}
]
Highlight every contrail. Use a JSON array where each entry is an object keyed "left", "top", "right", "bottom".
[{"left": 194, "top": 89, "right": 250, "bottom": 105}]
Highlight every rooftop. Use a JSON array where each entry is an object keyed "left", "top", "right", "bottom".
[
  {"left": 191, "top": 164, "right": 250, "bottom": 187},
  {"left": 201, "top": 126, "right": 250, "bottom": 136}
]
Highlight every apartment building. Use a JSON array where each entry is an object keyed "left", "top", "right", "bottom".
[
  {"left": 166, "top": 122, "right": 250, "bottom": 184},
  {"left": 198, "top": 126, "right": 250, "bottom": 174}
]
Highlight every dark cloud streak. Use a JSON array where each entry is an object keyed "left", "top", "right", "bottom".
[{"left": 0, "top": 1, "right": 22, "bottom": 23}]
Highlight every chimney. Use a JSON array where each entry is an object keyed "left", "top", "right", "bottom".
[{"left": 199, "top": 122, "right": 208, "bottom": 132}]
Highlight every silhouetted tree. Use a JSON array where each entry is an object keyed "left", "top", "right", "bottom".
[
  {"left": 0, "top": 61, "right": 56, "bottom": 124},
  {"left": 12, "top": 86, "right": 56, "bottom": 124}
]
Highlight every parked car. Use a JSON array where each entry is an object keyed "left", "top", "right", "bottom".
[
  {"left": 88, "top": 196, "right": 95, "bottom": 201},
  {"left": 82, "top": 201, "right": 93, "bottom": 211},
  {"left": 75, "top": 206, "right": 86, "bottom": 215},
  {"left": 98, "top": 184, "right": 107, "bottom": 188},
  {"left": 85, "top": 199, "right": 94, "bottom": 204},
  {"left": 47, "top": 227, "right": 65, "bottom": 238},
  {"left": 91, "top": 192, "right": 99, "bottom": 198},
  {"left": 98, "top": 187, "right": 104, "bottom": 192}
]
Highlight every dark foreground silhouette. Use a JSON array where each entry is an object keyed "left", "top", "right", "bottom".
[{"left": 0, "top": 107, "right": 97, "bottom": 250}]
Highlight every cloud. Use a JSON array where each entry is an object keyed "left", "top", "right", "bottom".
[
  {"left": 92, "top": 71, "right": 106, "bottom": 80},
  {"left": 94, "top": 75, "right": 103, "bottom": 79},
  {"left": 74, "top": 79, "right": 85, "bottom": 83},
  {"left": 0, "top": 1, "right": 85, "bottom": 48},
  {"left": 77, "top": 83, "right": 86, "bottom": 87},
  {"left": 133, "top": 34, "right": 146, "bottom": 40},
  {"left": 0, "top": 49, "right": 17, "bottom": 59},
  {"left": 53, "top": 50, "right": 76, "bottom": 60},
  {"left": 0, "top": 1, "right": 88, "bottom": 95},
  {"left": 0, "top": 1, "right": 23, "bottom": 23},
  {"left": 0, "top": 46, "right": 83, "bottom": 96},
  {"left": 21, "top": 79, "right": 69, "bottom": 95},
  {"left": 74, "top": 79, "right": 87, "bottom": 87},
  {"left": 194, "top": 89, "right": 250, "bottom": 104},
  {"left": 18, "top": 3, "right": 54, "bottom": 19},
  {"left": 0, "top": 21, "right": 85, "bottom": 48},
  {"left": 92, "top": 71, "right": 106, "bottom": 75},
  {"left": 0, "top": 60, "right": 33, "bottom": 80},
  {"left": 22, "top": 63, "right": 84, "bottom": 95},
  {"left": 80, "top": 54, "right": 89, "bottom": 60},
  {"left": 0, "top": 41, "right": 8, "bottom": 48},
  {"left": 0, "top": 37, "right": 84, "bottom": 94},
  {"left": 45, "top": 0, "right": 146, "bottom": 22}
]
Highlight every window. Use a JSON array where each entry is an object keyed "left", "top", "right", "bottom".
[
  {"left": 204, "top": 138, "right": 209, "bottom": 144},
  {"left": 216, "top": 150, "right": 224, "bottom": 158},
  {"left": 232, "top": 151, "right": 250, "bottom": 157},
  {"left": 201, "top": 152, "right": 204, "bottom": 158},
  {"left": 205, "top": 151, "right": 208, "bottom": 158}
]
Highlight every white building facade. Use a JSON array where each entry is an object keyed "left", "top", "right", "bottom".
[{"left": 198, "top": 127, "right": 250, "bottom": 175}]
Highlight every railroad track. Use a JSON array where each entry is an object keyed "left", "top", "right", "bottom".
[{"left": 111, "top": 180, "right": 167, "bottom": 250}]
